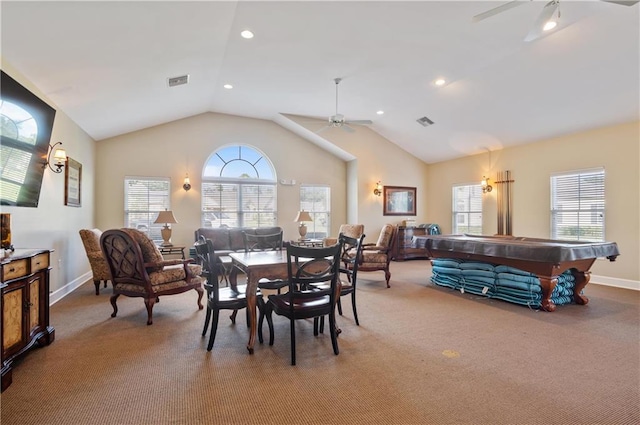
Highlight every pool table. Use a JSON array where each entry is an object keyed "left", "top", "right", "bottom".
[{"left": 413, "top": 234, "right": 620, "bottom": 311}]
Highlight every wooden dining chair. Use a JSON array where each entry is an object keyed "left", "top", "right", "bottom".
[
  {"left": 264, "top": 242, "right": 342, "bottom": 365},
  {"left": 337, "top": 232, "right": 365, "bottom": 325},
  {"left": 242, "top": 230, "right": 289, "bottom": 294},
  {"left": 194, "top": 237, "right": 264, "bottom": 351}
]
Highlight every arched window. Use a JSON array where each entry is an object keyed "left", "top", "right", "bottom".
[{"left": 201, "top": 145, "right": 277, "bottom": 228}]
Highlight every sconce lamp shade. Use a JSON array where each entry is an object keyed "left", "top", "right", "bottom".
[
  {"left": 294, "top": 210, "right": 313, "bottom": 239},
  {"left": 154, "top": 210, "right": 178, "bottom": 246},
  {"left": 183, "top": 174, "right": 191, "bottom": 191},
  {"left": 45, "top": 142, "right": 67, "bottom": 173}
]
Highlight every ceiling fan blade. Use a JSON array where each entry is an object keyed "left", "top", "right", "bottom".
[
  {"left": 524, "top": 0, "right": 559, "bottom": 42},
  {"left": 341, "top": 125, "right": 356, "bottom": 133},
  {"left": 345, "top": 119, "right": 373, "bottom": 125},
  {"left": 472, "top": 0, "right": 528, "bottom": 23},
  {"left": 601, "top": 0, "right": 639, "bottom": 5},
  {"left": 316, "top": 125, "right": 331, "bottom": 134}
]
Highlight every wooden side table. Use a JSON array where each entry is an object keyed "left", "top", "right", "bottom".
[{"left": 158, "top": 245, "right": 185, "bottom": 259}]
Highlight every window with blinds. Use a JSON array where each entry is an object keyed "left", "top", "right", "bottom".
[
  {"left": 452, "top": 184, "right": 483, "bottom": 235},
  {"left": 300, "top": 185, "right": 331, "bottom": 239},
  {"left": 124, "top": 177, "right": 170, "bottom": 242},
  {"left": 201, "top": 145, "right": 277, "bottom": 228},
  {"left": 551, "top": 168, "right": 605, "bottom": 241}
]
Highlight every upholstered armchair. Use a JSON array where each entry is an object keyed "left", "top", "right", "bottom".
[
  {"left": 323, "top": 224, "right": 364, "bottom": 247},
  {"left": 79, "top": 228, "right": 111, "bottom": 295},
  {"left": 349, "top": 224, "right": 396, "bottom": 288},
  {"left": 100, "top": 228, "right": 204, "bottom": 325}
]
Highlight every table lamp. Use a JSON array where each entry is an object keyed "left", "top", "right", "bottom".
[
  {"left": 294, "top": 210, "right": 313, "bottom": 240},
  {"left": 154, "top": 210, "right": 178, "bottom": 246}
]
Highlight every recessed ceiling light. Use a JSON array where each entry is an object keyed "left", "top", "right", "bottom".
[
  {"left": 223, "top": 84, "right": 233, "bottom": 89},
  {"left": 240, "top": 30, "right": 254, "bottom": 39},
  {"left": 434, "top": 79, "right": 446, "bottom": 86},
  {"left": 376, "top": 110, "right": 384, "bottom": 115},
  {"left": 543, "top": 21, "right": 557, "bottom": 31}
]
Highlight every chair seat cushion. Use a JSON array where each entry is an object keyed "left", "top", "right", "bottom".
[
  {"left": 115, "top": 276, "right": 203, "bottom": 295},
  {"left": 268, "top": 293, "right": 330, "bottom": 319}
]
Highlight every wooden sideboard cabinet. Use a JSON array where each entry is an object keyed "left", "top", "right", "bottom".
[
  {"left": 1, "top": 249, "right": 55, "bottom": 392},
  {"left": 393, "top": 226, "right": 431, "bottom": 261}
]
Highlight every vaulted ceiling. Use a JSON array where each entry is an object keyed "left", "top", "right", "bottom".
[{"left": 1, "top": 1, "right": 638, "bottom": 163}]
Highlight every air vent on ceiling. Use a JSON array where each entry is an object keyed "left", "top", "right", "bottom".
[
  {"left": 416, "top": 116, "right": 434, "bottom": 127},
  {"left": 168, "top": 74, "right": 189, "bottom": 87}
]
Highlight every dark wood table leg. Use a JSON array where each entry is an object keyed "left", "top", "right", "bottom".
[
  {"left": 571, "top": 270, "right": 591, "bottom": 305},
  {"left": 538, "top": 276, "right": 558, "bottom": 312},
  {"left": 245, "top": 271, "right": 257, "bottom": 354}
]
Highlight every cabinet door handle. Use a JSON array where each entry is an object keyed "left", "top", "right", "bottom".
[
  {"left": 23, "top": 301, "right": 33, "bottom": 310},
  {"left": 9, "top": 267, "right": 15, "bottom": 272}
]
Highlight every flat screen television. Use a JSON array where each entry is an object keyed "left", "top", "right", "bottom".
[{"left": 1, "top": 70, "right": 56, "bottom": 207}]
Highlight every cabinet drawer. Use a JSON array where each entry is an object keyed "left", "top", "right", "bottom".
[
  {"left": 2, "top": 259, "right": 28, "bottom": 281},
  {"left": 31, "top": 253, "right": 49, "bottom": 272}
]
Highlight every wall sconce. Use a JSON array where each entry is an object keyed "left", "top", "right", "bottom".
[
  {"left": 481, "top": 176, "right": 493, "bottom": 193},
  {"left": 294, "top": 210, "right": 313, "bottom": 240},
  {"left": 45, "top": 142, "right": 67, "bottom": 173},
  {"left": 154, "top": 209, "right": 178, "bottom": 247},
  {"left": 373, "top": 181, "right": 383, "bottom": 196},
  {"left": 183, "top": 174, "right": 191, "bottom": 191}
]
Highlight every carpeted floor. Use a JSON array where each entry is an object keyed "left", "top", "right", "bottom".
[{"left": 1, "top": 260, "right": 638, "bottom": 425}]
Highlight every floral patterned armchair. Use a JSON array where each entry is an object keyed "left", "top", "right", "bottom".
[
  {"left": 100, "top": 228, "right": 204, "bottom": 325},
  {"left": 79, "top": 228, "right": 111, "bottom": 295},
  {"left": 348, "top": 224, "right": 396, "bottom": 288}
]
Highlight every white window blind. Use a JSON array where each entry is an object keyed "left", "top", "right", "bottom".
[
  {"left": 452, "top": 184, "right": 483, "bottom": 235},
  {"left": 551, "top": 168, "right": 605, "bottom": 241},
  {"left": 124, "top": 177, "right": 170, "bottom": 242},
  {"left": 202, "top": 182, "right": 277, "bottom": 228},
  {"left": 300, "top": 185, "right": 331, "bottom": 239}
]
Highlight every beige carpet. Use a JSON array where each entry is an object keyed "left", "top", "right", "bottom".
[{"left": 1, "top": 260, "right": 638, "bottom": 425}]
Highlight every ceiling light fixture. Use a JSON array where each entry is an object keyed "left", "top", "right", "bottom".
[
  {"left": 376, "top": 110, "right": 384, "bottom": 115},
  {"left": 240, "top": 30, "right": 254, "bottom": 39},
  {"left": 434, "top": 78, "right": 446, "bottom": 86},
  {"left": 223, "top": 84, "right": 233, "bottom": 89}
]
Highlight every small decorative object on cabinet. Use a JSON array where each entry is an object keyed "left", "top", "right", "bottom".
[{"left": 1, "top": 249, "right": 55, "bottom": 392}]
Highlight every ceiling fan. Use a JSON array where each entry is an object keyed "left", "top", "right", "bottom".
[
  {"left": 472, "top": 0, "right": 639, "bottom": 42},
  {"left": 316, "top": 78, "right": 372, "bottom": 134}
]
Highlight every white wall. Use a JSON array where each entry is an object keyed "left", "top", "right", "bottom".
[{"left": 0, "top": 61, "right": 96, "bottom": 299}]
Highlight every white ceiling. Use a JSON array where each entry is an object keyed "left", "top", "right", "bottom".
[{"left": 1, "top": 1, "right": 638, "bottom": 164}]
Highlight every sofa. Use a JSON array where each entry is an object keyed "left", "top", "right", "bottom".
[{"left": 194, "top": 226, "right": 283, "bottom": 258}]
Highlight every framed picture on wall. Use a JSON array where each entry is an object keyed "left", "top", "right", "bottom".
[
  {"left": 383, "top": 186, "right": 416, "bottom": 216},
  {"left": 65, "top": 157, "right": 82, "bottom": 207}
]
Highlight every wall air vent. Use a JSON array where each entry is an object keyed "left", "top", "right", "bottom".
[
  {"left": 168, "top": 74, "right": 189, "bottom": 87},
  {"left": 416, "top": 116, "right": 434, "bottom": 127}
]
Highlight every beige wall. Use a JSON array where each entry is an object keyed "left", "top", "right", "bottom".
[
  {"left": 427, "top": 121, "right": 640, "bottom": 283},
  {"left": 95, "top": 113, "right": 348, "bottom": 244},
  {"left": 287, "top": 116, "right": 431, "bottom": 240},
  {"left": 0, "top": 60, "right": 96, "bottom": 297}
]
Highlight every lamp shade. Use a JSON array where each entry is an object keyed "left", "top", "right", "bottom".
[
  {"left": 154, "top": 210, "right": 178, "bottom": 224},
  {"left": 294, "top": 210, "right": 312, "bottom": 222}
]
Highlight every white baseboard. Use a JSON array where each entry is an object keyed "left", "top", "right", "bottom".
[
  {"left": 50, "top": 272, "right": 92, "bottom": 305},
  {"left": 591, "top": 275, "right": 639, "bottom": 291}
]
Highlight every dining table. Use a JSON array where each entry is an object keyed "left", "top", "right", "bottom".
[{"left": 228, "top": 250, "right": 290, "bottom": 354}]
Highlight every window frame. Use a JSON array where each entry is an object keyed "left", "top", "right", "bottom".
[
  {"left": 201, "top": 145, "right": 277, "bottom": 228},
  {"left": 451, "top": 183, "right": 483, "bottom": 235},
  {"left": 124, "top": 176, "right": 171, "bottom": 243},
  {"left": 299, "top": 184, "right": 331, "bottom": 239},
  {"left": 550, "top": 167, "right": 605, "bottom": 242}
]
